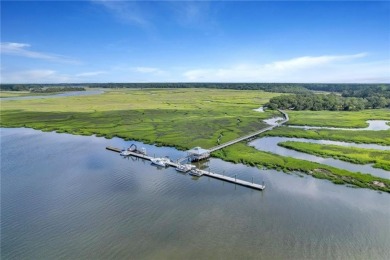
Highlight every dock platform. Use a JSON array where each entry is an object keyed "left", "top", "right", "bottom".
[
  {"left": 106, "top": 146, "right": 265, "bottom": 191},
  {"left": 199, "top": 170, "right": 265, "bottom": 190}
]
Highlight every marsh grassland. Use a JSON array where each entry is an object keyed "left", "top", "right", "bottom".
[
  {"left": 266, "top": 127, "right": 390, "bottom": 146},
  {"left": 286, "top": 109, "right": 390, "bottom": 128},
  {"left": 278, "top": 141, "right": 390, "bottom": 171},
  {"left": 0, "top": 91, "right": 40, "bottom": 97},
  {"left": 1, "top": 88, "right": 389, "bottom": 192},
  {"left": 0, "top": 89, "right": 280, "bottom": 149}
]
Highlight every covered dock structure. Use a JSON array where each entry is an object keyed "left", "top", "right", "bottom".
[{"left": 186, "top": 147, "right": 210, "bottom": 162}]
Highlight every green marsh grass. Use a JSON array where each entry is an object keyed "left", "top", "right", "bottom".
[
  {"left": 286, "top": 109, "right": 390, "bottom": 128},
  {"left": 266, "top": 127, "right": 390, "bottom": 146},
  {"left": 278, "top": 141, "right": 390, "bottom": 171},
  {"left": 2, "top": 88, "right": 389, "bottom": 192},
  {"left": 1, "top": 88, "right": 281, "bottom": 149},
  {"left": 212, "top": 143, "right": 390, "bottom": 192}
]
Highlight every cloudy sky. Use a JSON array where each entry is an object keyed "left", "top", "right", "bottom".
[{"left": 1, "top": 0, "right": 389, "bottom": 83}]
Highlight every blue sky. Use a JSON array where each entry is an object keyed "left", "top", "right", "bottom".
[{"left": 1, "top": 0, "right": 389, "bottom": 83}]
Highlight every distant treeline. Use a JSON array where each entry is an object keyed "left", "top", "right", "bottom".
[
  {"left": 1, "top": 83, "right": 389, "bottom": 94},
  {"left": 30, "top": 87, "right": 85, "bottom": 93},
  {"left": 0, "top": 84, "right": 86, "bottom": 92},
  {"left": 267, "top": 93, "right": 390, "bottom": 111}
]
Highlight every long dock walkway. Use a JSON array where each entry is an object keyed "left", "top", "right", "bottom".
[
  {"left": 106, "top": 146, "right": 265, "bottom": 190},
  {"left": 198, "top": 169, "right": 265, "bottom": 190},
  {"left": 106, "top": 110, "right": 289, "bottom": 191},
  {"left": 209, "top": 109, "right": 289, "bottom": 152}
]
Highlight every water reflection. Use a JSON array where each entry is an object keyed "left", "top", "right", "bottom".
[
  {"left": 1, "top": 128, "right": 389, "bottom": 259},
  {"left": 263, "top": 117, "right": 284, "bottom": 126}
]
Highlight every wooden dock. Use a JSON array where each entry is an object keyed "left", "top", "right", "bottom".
[
  {"left": 106, "top": 146, "right": 265, "bottom": 190},
  {"left": 209, "top": 109, "right": 289, "bottom": 152},
  {"left": 104, "top": 111, "right": 291, "bottom": 191},
  {"left": 199, "top": 170, "right": 265, "bottom": 190}
]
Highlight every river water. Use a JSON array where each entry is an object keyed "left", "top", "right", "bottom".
[{"left": 1, "top": 128, "right": 389, "bottom": 259}]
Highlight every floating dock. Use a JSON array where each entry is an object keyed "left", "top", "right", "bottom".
[{"left": 106, "top": 146, "right": 265, "bottom": 191}]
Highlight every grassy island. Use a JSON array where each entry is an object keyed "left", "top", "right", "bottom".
[
  {"left": 278, "top": 141, "right": 390, "bottom": 171},
  {"left": 212, "top": 143, "right": 390, "bottom": 192}
]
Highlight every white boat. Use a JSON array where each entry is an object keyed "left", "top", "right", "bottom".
[
  {"left": 120, "top": 149, "right": 132, "bottom": 156},
  {"left": 176, "top": 164, "right": 195, "bottom": 173},
  {"left": 151, "top": 157, "right": 170, "bottom": 167},
  {"left": 189, "top": 168, "right": 203, "bottom": 177}
]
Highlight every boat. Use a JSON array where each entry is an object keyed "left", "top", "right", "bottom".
[
  {"left": 151, "top": 157, "right": 170, "bottom": 167},
  {"left": 189, "top": 168, "right": 203, "bottom": 177},
  {"left": 120, "top": 144, "right": 147, "bottom": 156},
  {"left": 120, "top": 149, "right": 132, "bottom": 156},
  {"left": 175, "top": 164, "right": 195, "bottom": 173}
]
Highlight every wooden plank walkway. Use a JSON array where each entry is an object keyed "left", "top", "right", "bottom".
[
  {"left": 208, "top": 109, "right": 289, "bottom": 152},
  {"left": 106, "top": 146, "right": 265, "bottom": 190}
]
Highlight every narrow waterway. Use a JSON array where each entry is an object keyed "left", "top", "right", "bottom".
[{"left": 249, "top": 137, "right": 390, "bottom": 179}]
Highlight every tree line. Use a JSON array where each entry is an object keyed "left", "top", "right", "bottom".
[
  {"left": 30, "top": 87, "right": 85, "bottom": 93},
  {"left": 2, "top": 83, "right": 388, "bottom": 95},
  {"left": 266, "top": 93, "right": 390, "bottom": 111}
]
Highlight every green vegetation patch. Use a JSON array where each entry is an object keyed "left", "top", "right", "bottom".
[
  {"left": 3, "top": 88, "right": 390, "bottom": 193},
  {"left": 212, "top": 143, "right": 390, "bottom": 193},
  {"left": 286, "top": 109, "right": 390, "bottom": 128},
  {"left": 265, "top": 127, "right": 390, "bottom": 146},
  {"left": 0, "top": 91, "right": 44, "bottom": 98},
  {"left": 279, "top": 141, "right": 390, "bottom": 171},
  {"left": 0, "top": 88, "right": 280, "bottom": 149}
]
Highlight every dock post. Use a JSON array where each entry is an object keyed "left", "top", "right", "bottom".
[
  {"left": 252, "top": 177, "right": 253, "bottom": 184},
  {"left": 235, "top": 175, "right": 236, "bottom": 181}
]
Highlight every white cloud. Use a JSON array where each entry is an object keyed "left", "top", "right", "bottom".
[
  {"left": 132, "top": 67, "right": 165, "bottom": 75},
  {"left": 169, "top": 1, "right": 212, "bottom": 27},
  {"left": 266, "top": 53, "right": 368, "bottom": 71},
  {"left": 0, "top": 42, "right": 79, "bottom": 64},
  {"left": 183, "top": 53, "right": 389, "bottom": 83},
  {"left": 0, "top": 69, "right": 113, "bottom": 84},
  {"left": 0, "top": 70, "right": 71, "bottom": 84},
  {"left": 76, "top": 71, "right": 107, "bottom": 77},
  {"left": 93, "top": 0, "right": 149, "bottom": 27}
]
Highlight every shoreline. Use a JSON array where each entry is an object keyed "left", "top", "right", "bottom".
[{"left": 2, "top": 126, "right": 389, "bottom": 193}]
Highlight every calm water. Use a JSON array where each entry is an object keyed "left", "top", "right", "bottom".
[
  {"left": 250, "top": 137, "right": 390, "bottom": 179},
  {"left": 1, "top": 128, "right": 390, "bottom": 259},
  {"left": 263, "top": 117, "right": 285, "bottom": 126}
]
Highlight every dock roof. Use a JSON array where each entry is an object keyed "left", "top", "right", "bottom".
[{"left": 187, "top": 147, "right": 210, "bottom": 155}]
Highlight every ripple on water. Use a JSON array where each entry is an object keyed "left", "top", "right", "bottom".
[{"left": 1, "top": 128, "right": 390, "bottom": 259}]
